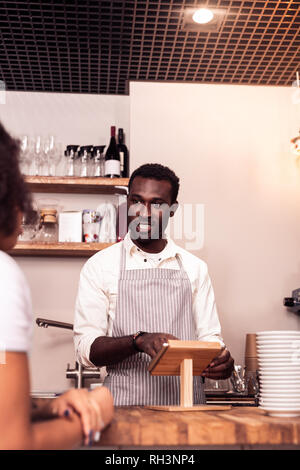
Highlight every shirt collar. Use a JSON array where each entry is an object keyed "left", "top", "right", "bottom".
[{"left": 123, "top": 232, "right": 179, "bottom": 261}]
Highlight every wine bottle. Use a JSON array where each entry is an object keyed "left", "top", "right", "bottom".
[
  {"left": 117, "top": 128, "right": 129, "bottom": 177},
  {"left": 105, "top": 126, "right": 120, "bottom": 178}
]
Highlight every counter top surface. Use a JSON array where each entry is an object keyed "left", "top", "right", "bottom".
[{"left": 98, "top": 406, "right": 300, "bottom": 448}]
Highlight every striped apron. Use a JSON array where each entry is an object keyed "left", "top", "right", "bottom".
[{"left": 103, "top": 244, "right": 205, "bottom": 406}]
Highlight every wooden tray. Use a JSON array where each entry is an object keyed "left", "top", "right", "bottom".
[{"left": 148, "top": 340, "right": 221, "bottom": 376}]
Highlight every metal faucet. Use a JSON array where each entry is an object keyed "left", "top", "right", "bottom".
[{"left": 36, "top": 317, "right": 102, "bottom": 388}]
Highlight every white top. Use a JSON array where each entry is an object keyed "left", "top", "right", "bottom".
[
  {"left": 0, "top": 251, "right": 33, "bottom": 353},
  {"left": 74, "top": 233, "right": 224, "bottom": 367}
]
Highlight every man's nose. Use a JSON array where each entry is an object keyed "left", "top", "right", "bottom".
[{"left": 138, "top": 203, "right": 151, "bottom": 218}]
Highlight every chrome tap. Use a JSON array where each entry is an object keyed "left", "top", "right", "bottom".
[{"left": 36, "top": 317, "right": 102, "bottom": 388}]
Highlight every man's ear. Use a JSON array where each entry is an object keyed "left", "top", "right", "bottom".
[{"left": 169, "top": 201, "right": 179, "bottom": 218}]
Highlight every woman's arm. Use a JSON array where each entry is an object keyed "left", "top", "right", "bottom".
[{"left": 0, "top": 352, "right": 113, "bottom": 450}]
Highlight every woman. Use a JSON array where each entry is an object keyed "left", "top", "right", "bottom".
[{"left": 0, "top": 121, "right": 113, "bottom": 449}]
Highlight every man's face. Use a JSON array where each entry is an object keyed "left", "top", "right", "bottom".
[{"left": 127, "top": 176, "right": 175, "bottom": 243}]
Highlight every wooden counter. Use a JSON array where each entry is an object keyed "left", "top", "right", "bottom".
[{"left": 96, "top": 406, "right": 300, "bottom": 449}]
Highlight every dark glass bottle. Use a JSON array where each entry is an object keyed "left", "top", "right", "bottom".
[
  {"left": 105, "top": 126, "right": 120, "bottom": 178},
  {"left": 117, "top": 128, "right": 129, "bottom": 177}
]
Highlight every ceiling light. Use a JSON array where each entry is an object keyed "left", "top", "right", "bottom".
[
  {"left": 192, "top": 8, "right": 214, "bottom": 24},
  {"left": 182, "top": 7, "right": 226, "bottom": 32}
]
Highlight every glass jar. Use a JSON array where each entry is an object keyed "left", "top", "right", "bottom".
[
  {"left": 64, "top": 145, "right": 79, "bottom": 177},
  {"left": 38, "top": 208, "right": 58, "bottom": 243},
  {"left": 78, "top": 146, "right": 93, "bottom": 177},
  {"left": 92, "top": 145, "right": 106, "bottom": 177}
]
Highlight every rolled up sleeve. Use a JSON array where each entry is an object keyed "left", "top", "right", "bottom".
[
  {"left": 193, "top": 262, "right": 225, "bottom": 347},
  {"left": 74, "top": 261, "right": 109, "bottom": 367}
]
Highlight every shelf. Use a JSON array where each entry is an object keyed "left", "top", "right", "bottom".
[
  {"left": 10, "top": 242, "right": 114, "bottom": 257},
  {"left": 24, "top": 176, "right": 129, "bottom": 194}
]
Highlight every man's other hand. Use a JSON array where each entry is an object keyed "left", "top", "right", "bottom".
[
  {"left": 135, "top": 332, "right": 178, "bottom": 358},
  {"left": 201, "top": 348, "right": 234, "bottom": 380}
]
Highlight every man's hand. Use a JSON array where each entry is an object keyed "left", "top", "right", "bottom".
[
  {"left": 135, "top": 332, "right": 178, "bottom": 358},
  {"left": 201, "top": 348, "right": 234, "bottom": 380}
]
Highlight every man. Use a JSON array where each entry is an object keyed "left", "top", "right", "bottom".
[{"left": 74, "top": 163, "right": 234, "bottom": 406}]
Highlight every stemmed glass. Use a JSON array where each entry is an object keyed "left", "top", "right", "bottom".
[
  {"left": 19, "top": 135, "right": 30, "bottom": 175},
  {"left": 42, "top": 136, "right": 52, "bottom": 176},
  {"left": 30, "top": 136, "right": 43, "bottom": 176},
  {"left": 48, "top": 139, "right": 63, "bottom": 176}
]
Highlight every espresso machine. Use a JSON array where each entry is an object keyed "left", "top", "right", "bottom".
[{"left": 283, "top": 288, "right": 300, "bottom": 314}]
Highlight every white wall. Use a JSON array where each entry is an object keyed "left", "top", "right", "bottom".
[
  {"left": 0, "top": 91, "right": 130, "bottom": 392},
  {"left": 1, "top": 83, "right": 300, "bottom": 392},
  {"left": 129, "top": 81, "right": 300, "bottom": 366}
]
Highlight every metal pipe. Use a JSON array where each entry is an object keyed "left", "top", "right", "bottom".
[{"left": 36, "top": 317, "right": 73, "bottom": 330}]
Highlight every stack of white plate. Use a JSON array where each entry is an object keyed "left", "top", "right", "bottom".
[{"left": 256, "top": 331, "right": 300, "bottom": 417}]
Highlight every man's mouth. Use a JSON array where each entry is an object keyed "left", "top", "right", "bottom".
[{"left": 137, "top": 223, "right": 152, "bottom": 233}]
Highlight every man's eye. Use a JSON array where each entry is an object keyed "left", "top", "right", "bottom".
[{"left": 152, "top": 203, "right": 164, "bottom": 209}]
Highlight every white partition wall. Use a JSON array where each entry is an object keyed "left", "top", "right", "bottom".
[{"left": 129, "top": 81, "right": 300, "bottom": 365}]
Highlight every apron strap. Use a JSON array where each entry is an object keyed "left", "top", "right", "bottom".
[{"left": 120, "top": 243, "right": 126, "bottom": 275}]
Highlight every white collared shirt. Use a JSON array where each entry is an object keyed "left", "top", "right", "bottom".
[{"left": 74, "top": 233, "right": 224, "bottom": 367}]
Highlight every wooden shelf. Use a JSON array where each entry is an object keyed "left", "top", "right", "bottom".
[
  {"left": 10, "top": 242, "right": 114, "bottom": 257},
  {"left": 24, "top": 176, "right": 129, "bottom": 194}
]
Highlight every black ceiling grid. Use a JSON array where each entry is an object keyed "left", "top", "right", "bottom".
[{"left": 0, "top": 0, "right": 299, "bottom": 95}]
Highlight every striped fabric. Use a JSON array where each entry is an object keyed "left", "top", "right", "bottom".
[{"left": 104, "top": 245, "right": 205, "bottom": 406}]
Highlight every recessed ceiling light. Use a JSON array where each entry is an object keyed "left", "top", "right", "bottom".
[
  {"left": 192, "top": 8, "right": 214, "bottom": 24},
  {"left": 182, "top": 7, "right": 226, "bottom": 32}
]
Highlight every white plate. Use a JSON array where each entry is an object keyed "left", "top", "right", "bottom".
[
  {"left": 259, "top": 407, "right": 300, "bottom": 417},
  {"left": 259, "top": 390, "right": 300, "bottom": 400},
  {"left": 259, "top": 402, "right": 300, "bottom": 408},
  {"left": 256, "top": 331, "right": 300, "bottom": 335},
  {"left": 257, "top": 346, "right": 296, "bottom": 349},
  {"left": 260, "top": 380, "right": 300, "bottom": 384},
  {"left": 258, "top": 364, "right": 300, "bottom": 368},
  {"left": 259, "top": 382, "right": 300, "bottom": 387},
  {"left": 258, "top": 359, "right": 296, "bottom": 364},
  {"left": 257, "top": 341, "right": 300, "bottom": 346},
  {"left": 258, "top": 361, "right": 300, "bottom": 366},
  {"left": 257, "top": 353, "right": 294, "bottom": 357},
  {"left": 259, "top": 396, "right": 300, "bottom": 402},
  {"left": 259, "top": 377, "right": 300, "bottom": 387},
  {"left": 257, "top": 337, "right": 300, "bottom": 340},
  {"left": 256, "top": 348, "right": 298, "bottom": 357},
  {"left": 257, "top": 338, "right": 300, "bottom": 343},
  {"left": 258, "top": 371, "right": 300, "bottom": 376},
  {"left": 260, "top": 386, "right": 300, "bottom": 392}
]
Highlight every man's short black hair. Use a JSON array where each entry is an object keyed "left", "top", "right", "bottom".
[
  {"left": 0, "top": 121, "right": 33, "bottom": 236},
  {"left": 128, "top": 163, "right": 180, "bottom": 204}
]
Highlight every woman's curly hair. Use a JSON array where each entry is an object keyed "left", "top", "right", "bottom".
[{"left": 0, "top": 121, "right": 33, "bottom": 236}]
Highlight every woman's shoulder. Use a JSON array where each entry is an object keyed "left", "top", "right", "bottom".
[
  {"left": 0, "top": 251, "right": 30, "bottom": 297},
  {"left": 0, "top": 250, "right": 25, "bottom": 279}
]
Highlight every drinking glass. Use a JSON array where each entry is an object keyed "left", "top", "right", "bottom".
[
  {"left": 230, "top": 365, "right": 248, "bottom": 394},
  {"left": 42, "top": 137, "right": 51, "bottom": 176},
  {"left": 48, "top": 141, "right": 63, "bottom": 176},
  {"left": 31, "top": 136, "right": 43, "bottom": 176},
  {"left": 19, "top": 135, "right": 30, "bottom": 175}
]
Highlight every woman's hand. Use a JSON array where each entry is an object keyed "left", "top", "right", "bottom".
[{"left": 44, "top": 387, "right": 113, "bottom": 446}]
